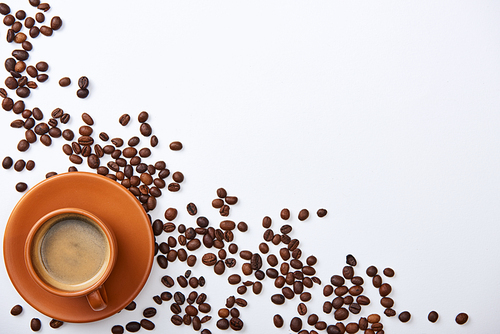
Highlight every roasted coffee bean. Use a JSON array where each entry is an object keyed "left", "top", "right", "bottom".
[
  {"left": 174, "top": 291, "right": 186, "bottom": 305},
  {"left": 212, "top": 198, "right": 224, "bottom": 209},
  {"left": 251, "top": 253, "right": 262, "bottom": 270},
  {"left": 186, "top": 202, "right": 197, "bottom": 215},
  {"left": 37, "top": 73, "right": 49, "bottom": 82},
  {"left": 10, "top": 304, "right": 23, "bottom": 316},
  {"left": 280, "top": 208, "right": 290, "bottom": 220},
  {"left": 168, "top": 182, "right": 180, "bottom": 192},
  {"left": 51, "top": 16, "right": 62, "bottom": 30},
  {"left": 271, "top": 294, "right": 285, "bottom": 305},
  {"left": 29, "top": 26, "right": 40, "bottom": 38},
  {"left": 30, "top": 318, "right": 41, "bottom": 331},
  {"left": 356, "top": 295, "right": 370, "bottom": 305},
  {"left": 161, "top": 275, "right": 174, "bottom": 287},
  {"left": 82, "top": 112, "right": 94, "bottom": 125},
  {"left": 225, "top": 196, "right": 238, "bottom": 205},
  {"left": 6, "top": 77, "right": 18, "bottom": 90},
  {"left": 219, "top": 307, "right": 230, "bottom": 318},
  {"left": 12, "top": 49, "right": 29, "bottom": 61},
  {"left": 428, "top": 310, "right": 439, "bottom": 323},
  {"left": 219, "top": 220, "right": 235, "bottom": 230},
  {"left": 22, "top": 41, "right": 32, "bottom": 51},
  {"left": 288, "top": 239, "right": 299, "bottom": 251},
  {"left": 16, "top": 87, "right": 30, "bottom": 98},
  {"left": 143, "top": 307, "right": 157, "bottom": 318},
  {"left": 49, "top": 319, "right": 63, "bottom": 329},
  {"left": 346, "top": 254, "right": 357, "bottom": 266},
  {"left": 124, "top": 301, "right": 136, "bottom": 310},
  {"left": 399, "top": 311, "right": 411, "bottom": 323},
  {"left": 334, "top": 307, "right": 349, "bottom": 321},
  {"left": 297, "top": 302, "right": 307, "bottom": 316},
  {"left": 0, "top": 3, "right": 10, "bottom": 15},
  {"left": 2, "top": 97, "right": 14, "bottom": 111},
  {"left": 349, "top": 303, "right": 361, "bottom": 314},
  {"left": 349, "top": 285, "right": 363, "bottom": 296},
  {"left": 140, "top": 319, "right": 155, "bottom": 330},
  {"left": 383, "top": 267, "right": 395, "bottom": 277},
  {"left": 36, "top": 61, "right": 48, "bottom": 72},
  {"left": 298, "top": 209, "right": 309, "bottom": 221},
  {"left": 214, "top": 260, "right": 225, "bottom": 275},
  {"left": 372, "top": 274, "right": 382, "bottom": 287},
  {"left": 236, "top": 285, "right": 247, "bottom": 294},
  {"left": 230, "top": 317, "right": 243, "bottom": 331},
  {"left": 177, "top": 275, "right": 188, "bottom": 288},
  {"left": 59, "top": 77, "right": 71, "bottom": 87},
  {"left": 2, "top": 157, "right": 13, "bottom": 169},
  {"left": 40, "top": 25, "right": 53, "bottom": 36},
  {"left": 202, "top": 253, "right": 217, "bottom": 266},
  {"left": 455, "top": 312, "right": 468, "bottom": 325},
  {"left": 77, "top": 76, "right": 89, "bottom": 89},
  {"left": 17, "top": 139, "right": 29, "bottom": 151},
  {"left": 35, "top": 12, "right": 44, "bottom": 22},
  {"left": 216, "top": 318, "right": 230, "bottom": 330},
  {"left": 171, "top": 314, "right": 183, "bottom": 325},
  {"left": 290, "top": 317, "right": 302, "bottom": 333},
  {"left": 317, "top": 208, "right": 328, "bottom": 217},
  {"left": 14, "top": 159, "right": 25, "bottom": 171},
  {"left": 380, "top": 297, "right": 394, "bottom": 308},
  {"left": 140, "top": 123, "right": 152, "bottom": 136},
  {"left": 111, "top": 325, "right": 124, "bottom": 334},
  {"left": 323, "top": 301, "right": 333, "bottom": 314},
  {"left": 379, "top": 283, "right": 392, "bottom": 297},
  {"left": 125, "top": 321, "right": 141, "bottom": 332},
  {"left": 11, "top": 119, "right": 24, "bottom": 128},
  {"left": 169, "top": 141, "right": 183, "bottom": 150}
]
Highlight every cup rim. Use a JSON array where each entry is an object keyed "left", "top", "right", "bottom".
[{"left": 24, "top": 208, "right": 117, "bottom": 298}]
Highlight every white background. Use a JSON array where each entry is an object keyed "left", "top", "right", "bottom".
[{"left": 1, "top": 0, "right": 499, "bottom": 333}]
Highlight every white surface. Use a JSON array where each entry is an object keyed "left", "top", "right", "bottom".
[{"left": 1, "top": 0, "right": 499, "bottom": 332}]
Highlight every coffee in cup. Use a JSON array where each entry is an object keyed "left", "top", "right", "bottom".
[{"left": 25, "top": 208, "right": 117, "bottom": 311}]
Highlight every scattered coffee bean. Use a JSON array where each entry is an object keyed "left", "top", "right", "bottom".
[
  {"left": 346, "top": 254, "right": 357, "bottom": 266},
  {"left": 383, "top": 267, "right": 395, "bottom": 277},
  {"left": 125, "top": 321, "right": 141, "bottom": 332},
  {"left": 290, "top": 317, "right": 303, "bottom": 332},
  {"left": 399, "top": 311, "right": 411, "bottom": 323},
  {"left": 119, "top": 113, "right": 130, "bottom": 126},
  {"left": 15, "top": 182, "right": 27, "bottom": 192},
  {"left": 49, "top": 319, "right": 63, "bottom": 329},
  {"left": 428, "top": 310, "right": 439, "bottom": 323},
  {"left": 298, "top": 209, "right": 309, "bottom": 221},
  {"left": 455, "top": 312, "right": 468, "bottom": 325},
  {"left": 111, "top": 325, "right": 124, "bottom": 334},
  {"left": 280, "top": 208, "right": 290, "bottom": 220},
  {"left": 170, "top": 141, "right": 183, "bottom": 150},
  {"left": 30, "top": 318, "right": 41, "bottom": 331},
  {"left": 124, "top": 301, "right": 136, "bottom": 310},
  {"left": 10, "top": 304, "right": 22, "bottom": 315},
  {"left": 317, "top": 208, "right": 327, "bottom": 217}
]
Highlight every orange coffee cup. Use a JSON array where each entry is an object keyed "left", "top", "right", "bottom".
[{"left": 24, "top": 208, "right": 117, "bottom": 311}]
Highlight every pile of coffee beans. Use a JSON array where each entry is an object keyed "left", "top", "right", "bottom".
[{"left": 2, "top": 1, "right": 469, "bottom": 333}]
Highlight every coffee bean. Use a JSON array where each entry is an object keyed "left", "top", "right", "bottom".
[
  {"left": 168, "top": 182, "right": 180, "bottom": 192},
  {"left": 12, "top": 49, "right": 29, "bottom": 61},
  {"left": 427, "top": 310, "right": 439, "bottom": 323},
  {"left": 288, "top": 239, "right": 299, "bottom": 251},
  {"left": 346, "top": 254, "right": 357, "bottom": 266},
  {"left": 10, "top": 304, "right": 22, "bottom": 315},
  {"left": 333, "top": 308, "right": 349, "bottom": 321},
  {"left": 0, "top": 3, "right": 10, "bottom": 14},
  {"left": 29, "top": 26, "right": 39, "bottom": 38},
  {"left": 298, "top": 209, "right": 309, "bottom": 221},
  {"left": 343, "top": 266, "right": 354, "bottom": 279},
  {"left": 202, "top": 253, "right": 217, "bottom": 266},
  {"left": 111, "top": 325, "right": 124, "bottom": 334},
  {"left": 298, "top": 303, "right": 307, "bottom": 315},
  {"left": 2, "top": 157, "right": 13, "bottom": 169},
  {"left": 142, "top": 307, "right": 157, "bottom": 318},
  {"left": 77, "top": 76, "right": 89, "bottom": 89},
  {"left": 349, "top": 303, "right": 361, "bottom": 314},
  {"left": 140, "top": 123, "right": 152, "bottom": 136},
  {"left": 216, "top": 318, "right": 229, "bottom": 330},
  {"left": 356, "top": 295, "right": 370, "bottom": 306},
  {"left": 125, "top": 321, "right": 141, "bottom": 332},
  {"left": 16, "top": 87, "right": 30, "bottom": 98},
  {"left": 230, "top": 317, "right": 243, "bottom": 331},
  {"left": 379, "top": 283, "right": 392, "bottom": 297},
  {"left": 399, "top": 311, "right": 411, "bottom": 323},
  {"left": 236, "top": 285, "right": 247, "bottom": 294},
  {"left": 140, "top": 319, "right": 154, "bottom": 330},
  {"left": 380, "top": 297, "right": 394, "bottom": 308},
  {"left": 35, "top": 61, "right": 48, "bottom": 72},
  {"left": 383, "top": 267, "right": 395, "bottom": 277},
  {"left": 22, "top": 41, "right": 32, "bottom": 51},
  {"left": 171, "top": 314, "right": 183, "bottom": 325},
  {"left": 50, "top": 16, "right": 62, "bottom": 30},
  {"left": 40, "top": 25, "right": 52, "bottom": 36},
  {"left": 290, "top": 317, "right": 302, "bottom": 332},
  {"left": 372, "top": 274, "right": 382, "bottom": 288},
  {"left": 174, "top": 291, "right": 186, "bottom": 305},
  {"left": 63, "top": 129, "right": 75, "bottom": 141},
  {"left": 161, "top": 275, "right": 174, "bottom": 287},
  {"left": 214, "top": 260, "right": 225, "bottom": 275},
  {"left": 225, "top": 196, "right": 238, "bottom": 205},
  {"left": 30, "top": 318, "right": 41, "bottom": 331},
  {"left": 186, "top": 202, "right": 197, "bottom": 215},
  {"left": 280, "top": 208, "right": 290, "bottom": 220},
  {"left": 271, "top": 294, "right": 285, "bottom": 305},
  {"left": 81, "top": 112, "right": 94, "bottom": 125},
  {"left": 13, "top": 159, "right": 25, "bottom": 172},
  {"left": 35, "top": 12, "right": 44, "bottom": 23},
  {"left": 455, "top": 312, "right": 468, "bottom": 325},
  {"left": 169, "top": 141, "right": 183, "bottom": 151},
  {"left": 15, "top": 182, "right": 27, "bottom": 192},
  {"left": 323, "top": 301, "right": 333, "bottom": 314},
  {"left": 251, "top": 253, "right": 262, "bottom": 270},
  {"left": 316, "top": 208, "right": 328, "bottom": 217}
]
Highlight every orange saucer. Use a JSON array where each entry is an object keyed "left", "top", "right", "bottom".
[{"left": 3, "top": 172, "right": 154, "bottom": 322}]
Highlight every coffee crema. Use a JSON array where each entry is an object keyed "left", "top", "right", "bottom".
[{"left": 32, "top": 214, "right": 110, "bottom": 291}]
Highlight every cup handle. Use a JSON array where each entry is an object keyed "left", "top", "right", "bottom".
[{"left": 86, "top": 285, "right": 108, "bottom": 311}]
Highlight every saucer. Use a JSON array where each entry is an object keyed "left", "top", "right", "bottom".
[{"left": 3, "top": 172, "right": 154, "bottom": 322}]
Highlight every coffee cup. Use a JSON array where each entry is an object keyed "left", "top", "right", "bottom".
[{"left": 24, "top": 208, "right": 117, "bottom": 311}]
